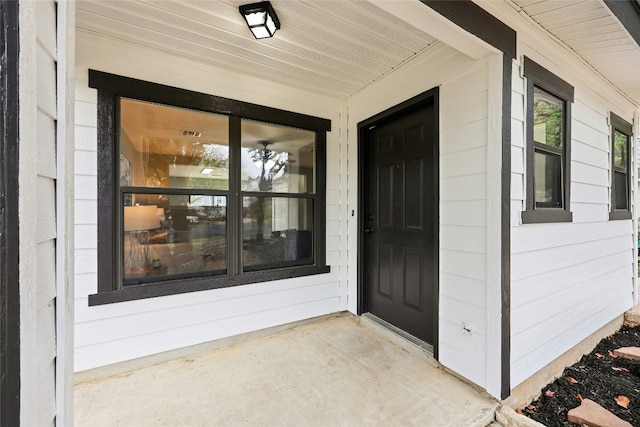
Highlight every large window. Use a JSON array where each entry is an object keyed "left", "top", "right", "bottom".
[
  {"left": 522, "top": 57, "right": 574, "bottom": 224},
  {"left": 609, "top": 112, "right": 633, "bottom": 220},
  {"left": 89, "top": 71, "right": 330, "bottom": 305}
]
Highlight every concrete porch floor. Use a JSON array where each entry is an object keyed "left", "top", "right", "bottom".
[{"left": 74, "top": 313, "right": 499, "bottom": 426}]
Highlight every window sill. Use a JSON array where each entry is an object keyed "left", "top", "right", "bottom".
[
  {"left": 88, "top": 265, "right": 331, "bottom": 306},
  {"left": 521, "top": 209, "right": 573, "bottom": 224},
  {"left": 609, "top": 210, "right": 632, "bottom": 221}
]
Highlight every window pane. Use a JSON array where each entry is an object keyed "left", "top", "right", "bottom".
[
  {"left": 241, "top": 119, "right": 315, "bottom": 193},
  {"left": 242, "top": 197, "right": 313, "bottom": 269},
  {"left": 614, "top": 171, "right": 628, "bottom": 210},
  {"left": 534, "top": 150, "right": 562, "bottom": 208},
  {"left": 123, "top": 193, "right": 226, "bottom": 283},
  {"left": 120, "top": 98, "right": 229, "bottom": 190},
  {"left": 533, "top": 87, "right": 564, "bottom": 149},
  {"left": 613, "top": 130, "right": 628, "bottom": 171}
]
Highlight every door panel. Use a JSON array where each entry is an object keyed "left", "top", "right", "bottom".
[
  {"left": 403, "top": 248, "right": 423, "bottom": 310},
  {"left": 405, "top": 159, "right": 424, "bottom": 229},
  {"left": 377, "top": 244, "right": 393, "bottom": 298},
  {"left": 364, "top": 101, "right": 437, "bottom": 345}
]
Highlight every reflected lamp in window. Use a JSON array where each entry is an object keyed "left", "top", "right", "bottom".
[{"left": 119, "top": 99, "right": 230, "bottom": 284}]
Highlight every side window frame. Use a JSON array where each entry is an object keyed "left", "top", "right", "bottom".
[
  {"left": 521, "top": 57, "right": 575, "bottom": 224},
  {"left": 88, "top": 70, "right": 330, "bottom": 305},
  {"left": 609, "top": 112, "right": 633, "bottom": 220}
]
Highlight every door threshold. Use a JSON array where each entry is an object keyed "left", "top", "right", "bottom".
[{"left": 361, "top": 313, "right": 434, "bottom": 356}]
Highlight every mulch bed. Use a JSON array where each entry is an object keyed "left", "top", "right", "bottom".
[{"left": 522, "top": 325, "right": 640, "bottom": 426}]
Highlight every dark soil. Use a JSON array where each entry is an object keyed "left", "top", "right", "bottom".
[{"left": 521, "top": 325, "right": 640, "bottom": 426}]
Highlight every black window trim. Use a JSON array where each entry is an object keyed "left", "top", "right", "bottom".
[
  {"left": 88, "top": 70, "right": 330, "bottom": 306},
  {"left": 521, "top": 57, "right": 574, "bottom": 224},
  {"left": 609, "top": 112, "right": 633, "bottom": 220}
]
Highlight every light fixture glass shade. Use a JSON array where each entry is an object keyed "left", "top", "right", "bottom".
[
  {"left": 239, "top": 1, "right": 280, "bottom": 39},
  {"left": 265, "top": 14, "right": 276, "bottom": 34},
  {"left": 245, "top": 11, "right": 266, "bottom": 26},
  {"left": 251, "top": 26, "right": 271, "bottom": 39}
]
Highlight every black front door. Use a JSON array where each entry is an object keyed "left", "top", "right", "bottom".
[{"left": 363, "top": 96, "right": 437, "bottom": 346}]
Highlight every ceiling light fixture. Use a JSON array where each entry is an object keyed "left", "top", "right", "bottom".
[
  {"left": 181, "top": 130, "right": 202, "bottom": 138},
  {"left": 239, "top": 1, "right": 280, "bottom": 39}
]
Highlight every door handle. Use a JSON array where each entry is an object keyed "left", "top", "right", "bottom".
[{"left": 364, "top": 227, "right": 374, "bottom": 234}]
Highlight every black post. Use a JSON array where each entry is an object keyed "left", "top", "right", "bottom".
[{"left": 0, "top": 0, "right": 21, "bottom": 424}]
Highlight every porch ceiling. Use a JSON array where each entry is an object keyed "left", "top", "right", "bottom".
[
  {"left": 76, "top": 0, "right": 640, "bottom": 105},
  {"left": 510, "top": 0, "right": 640, "bottom": 105},
  {"left": 75, "top": 0, "right": 439, "bottom": 100}
]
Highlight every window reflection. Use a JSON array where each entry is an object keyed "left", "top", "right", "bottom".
[
  {"left": 119, "top": 98, "right": 230, "bottom": 190},
  {"left": 242, "top": 197, "right": 313, "bottom": 269},
  {"left": 614, "top": 172, "right": 628, "bottom": 210},
  {"left": 123, "top": 193, "right": 227, "bottom": 283},
  {"left": 533, "top": 88, "right": 564, "bottom": 149},
  {"left": 534, "top": 151, "right": 562, "bottom": 208},
  {"left": 240, "top": 119, "right": 315, "bottom": 193},
  {"left": 613, "top": 131, "right": 627, "bottom": 171}
]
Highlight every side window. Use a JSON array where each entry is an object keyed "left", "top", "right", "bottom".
[
  {"left": 89, "top": 70, "right": 330, "bottom": 305},
  {"left": 609, "top": 112, "right": 633, "bottom": 220},
  {"left": 521, "top": 57, "right": 574, "bottom": 224}
]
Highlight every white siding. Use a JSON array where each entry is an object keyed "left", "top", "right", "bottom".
[
  {"left": 73, "top": 32, "right": 344, "bottom": 371},
  {"left": 508, "top": 20, "right": 637, "bottom": 387},
  {"left": 347, "top": 43, "right": 495, "bottom": 390},
  {"left": 20, "top": 0, "right": 60, "bottom": 425},
  {"left": 439, "top": 58, "right": 490, "bottom": 389},
  {"left": 36, "top": 1, "right": 58, "bottom": 422}
]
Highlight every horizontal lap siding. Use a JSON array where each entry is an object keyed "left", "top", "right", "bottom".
[
  {"left": 74, "top": 32, "right": 344, "bottom": 371},
  {"left": 34, "top": 0, "right": 58, "bottom": 424},
  {"left": 438, "top": 60, "right": 489, "bottom": 388},
  {"left": 510, "top": 43, "right": 636, "bottom": 388}
]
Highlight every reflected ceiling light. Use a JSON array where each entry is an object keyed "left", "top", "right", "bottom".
[
  {"left": 181, "top": 130, "right": 202, "bottom": 137},
  {"left": 200, "top": 167, "right": 214, "bottom": 175},
  {"left": 239, "top": 1, "right": 280, "bottom": 39}
]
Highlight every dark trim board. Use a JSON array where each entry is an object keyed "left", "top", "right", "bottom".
[
  {"left": 604, "top": 0, "right": 640, "bottom": 48},
  {"left": 421, "top": 0, "right": 516, "bottom": 59},
  {"left": 500, "top": 55, "right": 512, "bottom": 400},
  {"left": 419, "top": 0, "right": 516, "bottom": 399},
  {"left": 96, "top": 90, "right": 117, "bottom": 293},
  {"left": 90, "top": 266, "right": 330, "bottom": 305},
  {"left": 0, "top": 1, "right": 21, "bottom": 424},
  {"left": 89, "top": 70, "right": 331, "bottom": 132}
]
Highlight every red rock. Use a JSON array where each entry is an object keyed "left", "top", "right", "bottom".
[
  {"left": 567, "top": 399, "right": 632, "bottom": 427},
  {"left": 613, "top": 346, "right": 640, "bottom": 361}
]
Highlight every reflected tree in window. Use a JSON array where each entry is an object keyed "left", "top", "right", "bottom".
[
  {"left": 199, "top": 144, "right": 229, "bottom": 170},
  {"left": 532, "top": 87, "right": 565, "bottom": 208},
  {"left": 533, "top": 95, "right": 563, "bottom": 148},
  {"left": 248, "top": 141, "right": 289, "bottom": 242}
]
